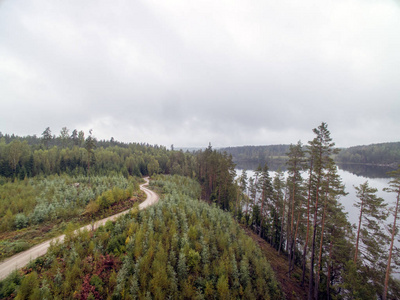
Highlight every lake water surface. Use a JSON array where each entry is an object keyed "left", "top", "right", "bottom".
[{"left": 235, "top": 164, "right": 397, "bottom": 227}]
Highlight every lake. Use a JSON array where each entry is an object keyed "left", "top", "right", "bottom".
[
  {"left": 236, "top": 163, "right": 400, "bottom": 279},
  {"left": 235, "top": 163, "right": 397, "bottom": 227}
]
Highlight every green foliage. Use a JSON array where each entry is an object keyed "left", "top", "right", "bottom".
[
  {"left": 13, "top": 241, "right": 30, "bottom": 253},
  {"left": 0, "top": 175, "right": 137, "bottom": 231},
  {"left": 112, "top": 175, "right": 282, "bottom": 298},
  {"left": 0, "top": 129, "right": 196, "bottom": 179},
  {"left": 3, "top": 175, "right": 282, "bottom": 299},
  {"left": 340, "top": 260, "right": 377, "bottom": 299},
  {"left": 15, "top": 271, "right": 40, "bottom": 300},
  {"left": 14, "top": 213, "right": 28, "bottom": 230},
  {"left": 336, "top": 142, "right": 400, "bottom": 166},
  {"left": 0, "top": 271, "right": 23, "bottom": 299},
  {"left": 219, "top": 144, "right": 291, "bottom": 170},
  {"left": 195, "top": 144, "right": 237, "bottom": 210},
  {"left": 0, "top": 174, "right": 141, "bottom": 261}
]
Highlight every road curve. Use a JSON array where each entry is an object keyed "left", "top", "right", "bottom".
[{"left": 0, "top": 177, "right": 159, "bottom": 280}]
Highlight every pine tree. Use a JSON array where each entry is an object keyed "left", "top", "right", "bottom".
[
  {"left": 41, "top": 127, "right": 52, "bottom": 149},
  {"left": 306, "top": 122, "right": 338, "bottom": 300},
  {"left": 59, "top": 127, "right": 70, "bottom": 149},
  {"left": 247, "top": 177, "right": 255, "bottom": 222},
  {"left": 84, "top": 130, "right": 96, "bottom": 184},
  {"left": 383, "top": 167, "right": 400, "bottom": 300},
  {"left": 354, "top": 181, "right": 388, "bottom": 265},
  {"left": 272, "top": 170, "right": 286, "bottom": 251},
  {"left": 237, "top": 169, "right": 248, "bottom": 220},
  {"left": 302, "top": 153, "right": 314, "bottom": 286},
  {"left": 71, "top": 129, "right": 79, "bottom": 146},
  {"left": 286, "top": 141, "right": 306, "bottom": 276},
  {"left": 314, "top": 159, "right": 346, "bottom": 298},
  {"left": 259, "top": 163, "right": 272, "bottom": 238}
]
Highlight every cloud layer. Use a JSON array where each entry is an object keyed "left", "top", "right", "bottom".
[{"left": 1, "top": 0, "right": 399, "bottom": 147}]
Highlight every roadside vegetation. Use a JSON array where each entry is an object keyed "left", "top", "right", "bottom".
[{"left": 0, "top": 175, "right": 143, "bottom": 261}]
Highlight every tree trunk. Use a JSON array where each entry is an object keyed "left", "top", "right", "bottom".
[
  {"left": 309, "top": 174, "right": 321, "bottom": 300},
  {"left": 324, "top": 239, "right": 333, "bottom": 300},
  {"left": 354, "top": 189, "right": 364, "bottom": 263},
  {"left": 245, "top": 201, "right": 248, "bottom": 217},
  {"left": 278, "top": 189, "right": 287, "bottom": 255},
  {"left": 286, "top": 201, "right": 291, "bottom": 253},
  {"left": 383, "top": 192, "right": 399, "bottom": 300},
  {"left": 302, "top": 163, "right": 313, "bottom": 286},
  {"left": 87, "top": 155, "right": 91, "bottom": 184},
  {"left": 236, "top": 188, "right": 240, "bottom": 220},
  {"left": 289, "top": 171, "right": 296, "bottom": 276},
  {"left": 290, "top": 211, "right": 301, "bottom": 274},
  {"left": 259, "top": 189, "right": 265, "bottom": 237},
  {"left": 315, "top": 193, "right": 328, "bottom": 300}
]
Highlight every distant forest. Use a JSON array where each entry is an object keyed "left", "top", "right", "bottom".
[
  {"left": 220, "top": 142, "right": 400, "bottom": 169},
  {"left": 335, "top": 142, "right": 400, "bottom": 166},
  {"left": 219, "top": 145, "right": 290, "bottom": 170}
]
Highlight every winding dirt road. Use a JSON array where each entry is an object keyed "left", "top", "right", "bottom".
[{"left": 0, "top": 177, "right": 159, "bottom": 280}]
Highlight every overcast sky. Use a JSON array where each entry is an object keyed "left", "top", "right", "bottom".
[{"left": 1, "top": 0, "right": 399, "bottom": 148}]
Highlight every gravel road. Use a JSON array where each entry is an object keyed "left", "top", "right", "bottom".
[{"left": 0, "top": 177, "right": 159, "bottom": 280}]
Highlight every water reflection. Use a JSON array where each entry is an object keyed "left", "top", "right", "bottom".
[
  {"left": 234, "top": 160, "right": 286, "bottom": 172},
  {"left": 235, "top": 166, "right": 395, "bottom": 227},
  {"left": 337, "top": 163, "right": 396, "bottom": 179},
  {"left": 235, "top": 163, "right": 399, "bottom": 279},
  {"left": 234, "top": 160, "right": 395, "bottom": 179}
]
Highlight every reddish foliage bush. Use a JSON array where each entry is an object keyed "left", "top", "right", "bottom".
[{"left": 74, "top": 254, "right": 121, "bottom": 300}]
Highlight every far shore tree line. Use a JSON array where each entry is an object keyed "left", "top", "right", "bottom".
[{"left": 220, "top": 141, "right": 400, "bottom": 170}]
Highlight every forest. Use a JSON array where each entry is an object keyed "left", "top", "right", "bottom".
[
  {"left": 231, "top": 124, "right": 400, "bottom": 300},
  {"left": 219, "top": 145, "right": 290, "bottom": 170},
  {"left": 1, "top": 124, "right": 400, "bottom": 299},
  {"left": 335, "top": 142, "right": 400, "bottom": 166},
  {"left": 0, "top": 127, "right": 238, "bottom": 262},
  {"left": 0, "top": 175, "right": 282, "bottom": 299},
  {"left": 220, "top": 141, "right": 400, "bottom": 170}
]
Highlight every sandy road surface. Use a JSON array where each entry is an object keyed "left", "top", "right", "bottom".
[{"left": 0, "top": 177, "right": 159, "bottom": 280}]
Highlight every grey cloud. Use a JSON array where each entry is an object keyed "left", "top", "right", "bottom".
[{"left": 1, "top": 0, "right": 399, "bottom": 147}]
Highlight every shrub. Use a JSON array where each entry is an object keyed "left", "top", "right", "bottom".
[
  {"left": 13, "top": 241, "right": 30, "bottom": 253},
  {"left": 0, "top": 270, "right": 23, "bottom": 298},
  {"left": 14, "top": 213, "right": 28, "bottom": 229}
]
